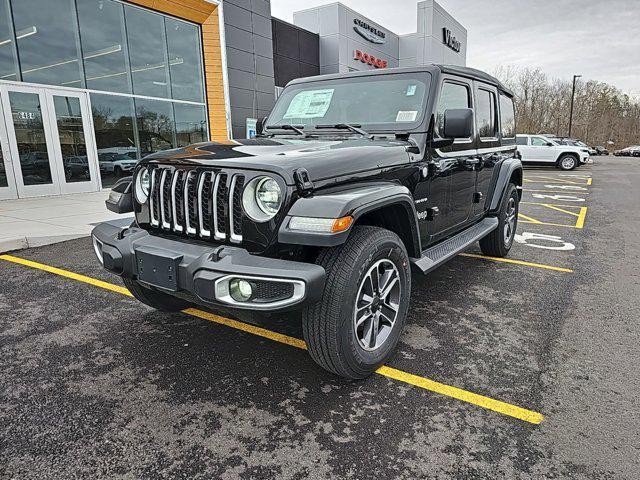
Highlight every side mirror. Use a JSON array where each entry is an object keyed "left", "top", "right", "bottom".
[
  {"left": 256, "top": 116, "right": 267, "bottom": 136},
  {"left": 443, "top": 108, "right": 474, "bottom": 139},
  {"left": 546, "top": 142, "right": 554, "bottom": 147},
  {"left": 105, "top": 176, "right": 133, "bottom": 214}
]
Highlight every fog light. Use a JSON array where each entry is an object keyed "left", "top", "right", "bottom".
[
  {"left": 229, "top": 278, "right": 253, "bottom": 302},
  {"left": 92, "top": 236, "right": 104, "bottom": 265}
]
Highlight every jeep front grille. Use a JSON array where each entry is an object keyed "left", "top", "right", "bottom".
[{"left": 149, "top": 167, "right": 244, "bottom": 243}]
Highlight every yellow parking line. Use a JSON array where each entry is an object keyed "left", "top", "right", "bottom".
[
  {"left": 518, "top": 220, "right": 581, "bottom": 229},
  {"left": 518, "top": 213, "right": 543, "bottom": 224},
  {"left": 0, "top": 253, "right": 543, "bottom": 425},
  {"left": 575, "top": 207, "right": 588, "bottom": 229},
  {"left": 459, "top": 253, "right": 573, "bottom": 273}
]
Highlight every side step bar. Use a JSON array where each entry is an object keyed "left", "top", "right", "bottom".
[{"left": 411, "top": 217, "right": 499, "bottom": 274}]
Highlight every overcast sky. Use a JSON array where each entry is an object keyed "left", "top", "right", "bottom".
[{"left": 271, "top": 0, "right": 640, "bottom": 98}]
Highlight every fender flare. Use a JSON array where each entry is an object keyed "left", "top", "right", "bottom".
[
  {"left": 489, "top": 158, "right": 523, "bottom": 213},
  {"left": 278, "top": 182, "right": 421, "bottom": 253}
]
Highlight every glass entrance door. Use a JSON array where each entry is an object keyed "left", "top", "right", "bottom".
[
  {"left": 0, "top": 83, "right": 99, "bottom": 198},
  {"left": 0, "top": 93, "right": 18, "bottom": 200},
  {"left": 0, "top": 85, "right": 59, "bottom": 197},
  {"left": 45, "top": 90, "right": 100, "bottom": 194}
]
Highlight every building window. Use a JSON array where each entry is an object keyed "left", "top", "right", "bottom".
[
  {"left": 165, "top": 18, "right": 204, "bottom": 103},
  {"left": 125, "top": 5, "right": 170, "bottom": 99},
  {"left": 90, "top": 93, "right": 137, "bottom": 187},
  {"left": 76, "top": 0, "right": 131, "bottom": 94},
  {"left": 0, "top": 0, "right": 19, "bottom": 81},
  {"left": 10, "top": 0, "right": 83, "bottom": 86},
  {"left": 135, "top": 98, "right": 175, "bottom": 157},
  {"left": 174, "top": 103, "right": 207, "bottom": 147}
]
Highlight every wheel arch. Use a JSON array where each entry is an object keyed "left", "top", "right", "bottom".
[
  {"left": 278, "top": 182, "right": 421, "bottom": 256},
  {"left": 556, "top": 151, "right": 580, "bottom": 163},
  {"left": 489, "top": 158, "right": 523, "bottom": 213}
]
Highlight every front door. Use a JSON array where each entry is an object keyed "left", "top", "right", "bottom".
[
  {"left": 427, "top": 78, "right": 477, "bottom": 244},
  {"left": 0, "top": 83, "right": 100, "bottom": 198},
  {"left": 528, "top": 136, "right": 557, "bottom": 163}
]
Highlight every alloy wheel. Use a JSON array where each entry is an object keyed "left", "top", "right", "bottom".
[
  {"left": 353, "top": 259, "right": 401, "bottom": 351},
  {"left": 503, "top": 196, "right": 517, "bottom": 245}
]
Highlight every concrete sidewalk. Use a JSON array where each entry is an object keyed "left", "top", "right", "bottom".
[{"left": 0, "top": 191, "right": 128, "bottom": 253}]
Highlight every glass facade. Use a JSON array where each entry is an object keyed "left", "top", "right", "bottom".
[{"left": 0, "top": 0, "right": 208, "bottom": 188}]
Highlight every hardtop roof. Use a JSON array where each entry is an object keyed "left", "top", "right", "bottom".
[{"left": 287, "top": 64, "right": 513, "bottom": 96}]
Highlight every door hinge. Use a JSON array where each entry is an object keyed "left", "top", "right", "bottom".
[{"left": 473, "top": 192, "right": 483, "bottom": 203}]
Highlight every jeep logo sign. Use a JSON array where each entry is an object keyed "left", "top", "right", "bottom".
[
  {"left": 353, "top": 18, "right": 386, "bottom": 44},
  {"left": 442, "top": 28, "right": 461, "bottom": 52}
]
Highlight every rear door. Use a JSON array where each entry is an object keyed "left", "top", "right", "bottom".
[
  {"left": 428, "top": 77, "right": 477, "bottom": 242},
  {"left": 472, "top": 82, "right": 501, "bottom": 217}
]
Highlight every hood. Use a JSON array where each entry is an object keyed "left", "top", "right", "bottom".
[{"left": 141, "top": 137, "right": 412, "bottom": 185}]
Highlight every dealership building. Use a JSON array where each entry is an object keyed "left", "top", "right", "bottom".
[{"left": 0, "top": 0, "right": 466, "bottom": 200}]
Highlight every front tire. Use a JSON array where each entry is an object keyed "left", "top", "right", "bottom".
[
  {"left": 557, "top": 154, "right": 578, "bottom": 170},
  {"left": 479, "top": 183, "right": 519, "bottom": 257},
  {"left": 302, "top": 226, "right": 411, "bottom": 379},
  {"left": 123, "top": 277, "right": 191, "bottom": 312}
]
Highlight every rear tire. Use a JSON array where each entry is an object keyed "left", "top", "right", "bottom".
[
  {"left": 123, "top": 277, "right": 191, "bottom": 312},
  {"left": 557, "top": 154, "right": 578, "bottom": 170},
  {"left": 479, "top": 183, "right": 519, "bottom": 257},
  {"left": 302, "top": 226, "right": 411, "bottom": 379}
]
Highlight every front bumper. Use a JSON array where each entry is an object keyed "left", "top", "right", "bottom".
[{"left": 91, "top": 222, "right": 325, "bottom": 311}]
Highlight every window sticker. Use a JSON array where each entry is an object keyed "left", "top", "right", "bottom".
[
  {"left": 396, "top": 110, "right": 418, "bottom": 122},
  {"left": 283, "top": 89, "right": 335, "bottom": 119},
  {"left": 406, "top": 85, "right": 417, "bottom": 96}
]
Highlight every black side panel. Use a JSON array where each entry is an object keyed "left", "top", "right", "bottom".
[{"left": 272, "top": 18, "right": 320, "bottom": 88}]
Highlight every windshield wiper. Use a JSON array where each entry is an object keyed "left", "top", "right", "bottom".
[
  {"left": 316, "top": 123, "right": 372, "bottom": 138},
  {"left": 266, "top": 124, "right": 306, "bottom": 136}
]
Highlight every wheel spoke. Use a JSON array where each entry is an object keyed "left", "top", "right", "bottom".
[
  {"left": 368, "top": 314, "right": 380, "bottom": 348},
  {"left": 355, "top": 311, "right": 372, "bottom": 328},
  {"left": 379, "top": 276, "right": 398, "bottom": 301}
]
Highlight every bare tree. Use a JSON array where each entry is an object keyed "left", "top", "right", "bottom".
[{"left": 493, "top": 66, "right": 640, "bottom": 148}]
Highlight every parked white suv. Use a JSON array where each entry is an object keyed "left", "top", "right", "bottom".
[{"left": 516, "top": 134, "right": 589, "bottom": 170}]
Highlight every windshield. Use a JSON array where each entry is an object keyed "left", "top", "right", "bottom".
[{"left": 267, "top": 73, "right": 431, "bottom": 133}]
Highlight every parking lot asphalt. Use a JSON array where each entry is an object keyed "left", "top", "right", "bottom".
[{"left": 1, "top": 156, "right": 639, "bottom": 479}]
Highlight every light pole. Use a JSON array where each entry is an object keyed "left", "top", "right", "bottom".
[{"left": 568, "top": 74, "right": 581, "bottom": 138}]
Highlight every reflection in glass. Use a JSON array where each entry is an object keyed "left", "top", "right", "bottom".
[
  {"left": 174, "top": 103, "right": 207, "bottom": 147},
  {"left": 0, "top": 0, "right": 18, "bottom": 81},
  {"left": 54, "top": 96, "right": 91, "bottom": 183},
  {"left": 90, "top": 93, "right": 138, "bottom": 187},
  {"left": 135, "top": 99, "right": 175, "bottom": 156},
  {"left": 11, "top": 0, "right": 82, "bottom": 86},
  {"left": 9, "top": 91, "right": 53, "bottom": 185},
  {"left": 0, "top": 137, "right": 7, "bottom": 188},
  {"left": 125, "top": 5, "right": 169, "bottom": 98},
  {"left": 77, "top": 0, "right": 130, "bottom": 93},
  {"left": 166, "top": 19, "right": 204, "bottom": 102}
]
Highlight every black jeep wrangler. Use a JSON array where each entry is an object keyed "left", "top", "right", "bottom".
[{"left": 92, "top": 65, "right": 522, "bottom": 379}]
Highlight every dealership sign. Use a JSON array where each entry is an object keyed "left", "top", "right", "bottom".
[
  {"left": 442, "top": 28, "right": 461, "bottom": 52},
  {"left": 354, "top": 49, "right": 387, "bottom": 69},
  {"left": 353, "top": 18, "right": 386, "bottom": 44}
]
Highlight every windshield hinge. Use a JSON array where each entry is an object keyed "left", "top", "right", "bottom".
[{"left": 293, "top": 168, "right": 314, "bottom": 197}]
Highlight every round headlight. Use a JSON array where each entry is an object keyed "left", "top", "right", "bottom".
[
  {"left": 242, "top": 176, "right": 282, "bottom": 222},
  {"left": 255, "top": 177, "right": 282, "bottom": 215},
  {"left": 135, "top": 168, "right": 150, "bottom": 203}
]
